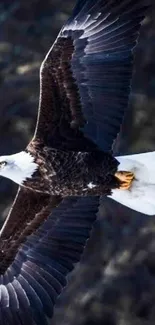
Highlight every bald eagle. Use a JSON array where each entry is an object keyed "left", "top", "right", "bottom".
[
  {"left": 0, "top": 0, "right": 152, "bottom": 324},
  {"left": 0, "top": 0, "right": 153, "bottom": 212}
]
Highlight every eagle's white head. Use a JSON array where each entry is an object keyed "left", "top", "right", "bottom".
[{"left": 0, "top": 151, "right": 38, "bottom": 185}]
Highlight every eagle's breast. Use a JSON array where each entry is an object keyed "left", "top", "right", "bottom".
[{"left": 25, "top": 141, "right": 119, "bottom": 196}]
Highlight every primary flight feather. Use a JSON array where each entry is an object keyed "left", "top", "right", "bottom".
[{"left": 0, "top": 0, "right": 152, "bottom": 324}]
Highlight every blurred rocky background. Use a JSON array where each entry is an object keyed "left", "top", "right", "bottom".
[{"left": 0, "top": 1, "right": 155, "bottom": 325}]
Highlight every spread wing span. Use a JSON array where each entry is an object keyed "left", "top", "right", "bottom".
[
  {"left": 0, "top": 192, "right": 99, "bottom": 325},
  {"left": 0, "top": 1, "right": 150, "bottom": 324},
  {"left": 34, "top": 0, "right": 149, "bottom": 152}
]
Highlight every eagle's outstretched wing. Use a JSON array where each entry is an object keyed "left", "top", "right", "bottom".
[
  {"left": 0, "top": 191, "right": 99, "bottom": 325},
  {"left": 0, "top": 188, "right": 61, "bottom": 274},
  {"left": 34, "top": 0, "right": 148, "bottom": 152}
]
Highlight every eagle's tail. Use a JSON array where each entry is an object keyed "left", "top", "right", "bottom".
[{"left": 109, "top": 152, "right": 155, "bottom": 215}]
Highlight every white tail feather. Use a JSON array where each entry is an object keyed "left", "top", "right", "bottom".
[{"left": 109, "top": 152, "right": 155, "bottom": 215}]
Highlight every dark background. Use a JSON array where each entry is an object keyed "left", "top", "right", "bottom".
[{"left": 0, "top": 1, "right": 155, "bottom": 324}]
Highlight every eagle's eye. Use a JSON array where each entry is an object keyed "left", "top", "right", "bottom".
[{"left": 0, "top": 161, "right": 7, "bottom": 168}]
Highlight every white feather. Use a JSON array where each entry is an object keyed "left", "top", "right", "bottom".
[
  {"left": 109, "top": 152, "right": 155, "bottom": 215},
  {"left": 87, "top": 182, "right": 96, "bottom": 189}
]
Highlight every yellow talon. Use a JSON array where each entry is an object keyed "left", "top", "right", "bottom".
[{"left": 115, "top": 171, "right": 135, "bottom": 190}]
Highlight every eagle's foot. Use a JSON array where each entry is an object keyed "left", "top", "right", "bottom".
[{"left": 115, "top": 171, "right": 135, "bottom": 190}]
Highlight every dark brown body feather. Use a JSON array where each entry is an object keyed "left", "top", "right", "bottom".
[{"left": 25, "top": 140, "right": 120, "bottom": 196}]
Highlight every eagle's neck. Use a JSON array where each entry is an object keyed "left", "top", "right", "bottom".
[{"left": 15, "top": 151, "right": 38, "bottom": 184}]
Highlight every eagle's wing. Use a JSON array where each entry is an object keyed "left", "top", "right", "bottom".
[
  {"left": 33, "top": 0, "right": 148, "bottom": 152},
  {"left": 0, "top": 188, "right": 61, "bottom": 274},
  {"left": 0, "top": 192, "right": 99, "bottom": 325}
]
